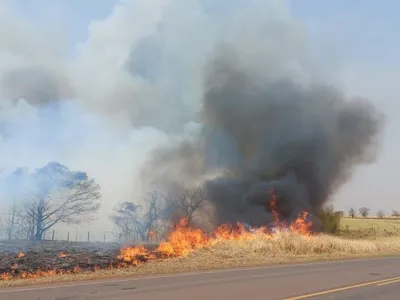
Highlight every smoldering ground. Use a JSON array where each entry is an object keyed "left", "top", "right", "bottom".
[{"left": 143, "top": 51, "right": 385, "bottom": 229}]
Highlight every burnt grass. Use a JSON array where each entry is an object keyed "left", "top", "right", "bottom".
[{"left": 0, "top": 242, "right": 158, "bottom": 279}]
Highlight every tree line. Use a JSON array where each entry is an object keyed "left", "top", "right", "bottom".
[
  {"left": 347, "top": 207, "right": 400, "bottom": 219},
  {"left": 2, "top": 161, "right": 397, "bottom": 242}
]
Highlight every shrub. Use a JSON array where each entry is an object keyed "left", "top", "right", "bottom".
[{"left": 318, "top": 207, "right": 342, "bottom": 234}]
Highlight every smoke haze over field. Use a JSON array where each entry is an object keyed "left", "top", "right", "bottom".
[{"left": 0, "top": 0, "right": 388, "bottom": 237}]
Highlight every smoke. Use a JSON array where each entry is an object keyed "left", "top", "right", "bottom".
[
  {"left": 143, "top": 42, "right": 384, "bottom": 228},
  {"left": 0, "top": 0, "right": 384, "bottom": 237}
]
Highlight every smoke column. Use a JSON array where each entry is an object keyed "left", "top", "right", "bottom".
[
  {"left": 0, "top": 0, "right": 384, "bottom": 236},
  {"left": 144, "top": 48, "right": 384, "bottom": 229}
]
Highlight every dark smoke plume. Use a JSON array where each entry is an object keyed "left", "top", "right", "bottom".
[{"left": 143, "top": 51, "right": 384, "bottom": 229}]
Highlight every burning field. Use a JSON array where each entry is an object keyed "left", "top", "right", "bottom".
[
  {"left": 1, "top": 193, "right": 400, "bottom": 285},
  {"left": 0, "top": 0, "right": 393, "bottom": 288},
  {"left": 0, "top": 193, "right": 314, "bottom": 281}
]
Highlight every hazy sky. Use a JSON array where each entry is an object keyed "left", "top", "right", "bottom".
[{"left": 5, "top": 0, "right": 400, "bottom": 216}]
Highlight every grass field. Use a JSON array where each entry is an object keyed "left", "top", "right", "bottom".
[
  {"left": 341, "top": 217, "right": 400, "bottom": 230},
  {"left": 339, "top": 217, "right": 400, "bottom": 239}
]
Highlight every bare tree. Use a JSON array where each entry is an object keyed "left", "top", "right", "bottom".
[
  {"left": 110, "top": 202, "right": 144, "bottom": 242},
  {"left": 336, "top": 211, "right": 345, "bottom": 218},
  {"left": 348, "top": 208, "right": 356, "bottom": 218},
  {"left": 111, "top": 191, "right": 163, "bottom": 243},
  {"left": 111, "top": 188, "right": 206, "bottom": 243},
  {"left": 376, "top": 210, "right": 385, "bottom": 219},
  {"left": 142, "top": 191, "right": 162, "bottom": 242},
  {"left": 19, "top": 162, "right": 101, "bottom": 241},
  {"left": 170, "top": 187, "right": 205, "bottom": 226},
  {"left": 1, "top": 168, "right": 26, "bottom": 240},
  {"left": 392, "top": 210, "right": 400, "bottom": 217},
  {"left": 359, "top": 207, "right": 370, "bottom": 218}
]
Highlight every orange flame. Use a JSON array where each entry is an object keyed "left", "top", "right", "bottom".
[
  {"left": 269, "top": 189, "right": 280, "bottom": 226},
  {"left": 1, "top": 190, "right": 313, "bottom": 281},
  {"left": 17, "top": 252, "right": 24, "bottom": 258},
  {"left": 58, "top": 252, "right": 68, "bottom": 258}
]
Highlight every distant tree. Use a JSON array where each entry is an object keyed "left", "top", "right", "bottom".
[
  {"left": 15, "top": 162, "right": 101, "bottom": 241},
  {"left": 336, "top": 211, "right": 345, "bottom": 218},
  {"left": 376, "top": 210, "right": 385, "bottom": 219},
  {"left": 169, "top": 187, "right": 206, "bottom": 226},
  {"left": 392, "top": 210, "right": 400, "bottom": 217},
  {"left": 359, "top": 207, "right": 370, "bottom": 218},
  {"left": 111, "top": 191, "right": 163, "bottom": 243},
  {"left": 348, "top": 208, "right": 356, "bottom": 218},
  {"left": 0, "top": 168, "right": 27, "bottom": 240},
  {"left": 110, "top": 201, "right": 145, "bottom": 242}
]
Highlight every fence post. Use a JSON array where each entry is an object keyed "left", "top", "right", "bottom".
[
  {"left": 67, "top": 232, "right": 70, "bottom": 242},
  {"left": 87, "top": 231, "right": 90, "bottom": 242},
  {"left": 103, "top": 233, "right": 106, "bottom": 242},
  {"left": 52, "top": 230, "right": 55, "bottom": 241}
]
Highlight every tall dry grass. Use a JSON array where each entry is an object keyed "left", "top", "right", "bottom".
[{"left": 190, "top": 230, "right": 400, "bottom": 262}]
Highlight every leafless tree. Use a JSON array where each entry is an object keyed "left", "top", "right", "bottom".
[
  {"left": 392, "top": 210, "right": 400, "bottom": 217},
  {"left": 359, "top": 207, "right": 370, "bottom": 218},
  {"left": 0, "top": 215, "right": 7, "bottom": 240},
  {"left": 111, "top": 191, "right": 163, "bottom": 243},
  {"left": 17, "top": 162, "right": 101, "bottom": 241},
  {"left": 376, "top": 210, "right": 385, "bottom": 219},
  {"left": 1, "top": 168, "right": 26, "bottom": 240},
  {"left": 348, "top": 208, "right": 356, "bottom": 218},
  {"left": 1, "top": 204, "right": 36, "bottom": 240},
  {"left": 142, "top": 191, "right": 162, "bottom": 242},
  {"left": 110, "top": 202, "right": 144, "bottom": 242},
  {"left": 336, "top": 211, "right": 345, "bottom": 218},
  {"left": 170, "top": 187, "right": 206, "bottom": 226}
]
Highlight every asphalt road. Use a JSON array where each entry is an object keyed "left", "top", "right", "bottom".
[{"left": 1, "top": 256, "right": 400, "bottom": 300}]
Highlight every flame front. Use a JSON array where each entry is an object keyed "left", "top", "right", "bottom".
[
  {"left": 1, "top": 191, "right": 313, "bottom": 281},
  {"left": 118, "top": 192, "right": 313, "bottom": 263}
]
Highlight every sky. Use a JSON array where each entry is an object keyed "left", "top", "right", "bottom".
[{"left": 1, "top": 0, "right": 399, "bottom": 230}]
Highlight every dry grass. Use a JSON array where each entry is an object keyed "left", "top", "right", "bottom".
[
  {"left": 341, "top": 217, "right": 400, "bottom": 230},
  {"left": 2, "top": 231, "right": 400, "bottom": 288},
  {"left": 339, "top": 217, "right": 400, "bottom": 239}
]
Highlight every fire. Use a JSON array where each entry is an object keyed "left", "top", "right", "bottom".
[
  {"left": 117, "top": 193, "right": 313, "bottom": 264},
  {"left": 58, "top": 252, "right": 68, "bottom": 258},
  {"left": 269, "top": 189, "right": 280, "bottom": 225},
  {"left": 1, "top": 190, "right": 313, "bottom": 281},
  {"left": 157, "top": 218, "right": 211, "bottom": 257},
  {"left": 118, "top": 245, "right": 154, "bottom": 265}
]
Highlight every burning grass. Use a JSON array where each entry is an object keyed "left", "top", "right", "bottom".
[
  {"left": 1, "top": 232, "right": 400, "bottom": 287},
  {"left": 1, "top": 193, "right": 400, "bottom": 286}
]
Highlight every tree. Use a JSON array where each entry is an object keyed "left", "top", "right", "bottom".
[
  {"left": 111, "top": 191, "right": 162, "bottom": 242},
  {"left": 348, "top": 208, "right": 356, "bottom": 218},
  {"left": 17, "top": 162, "right": 101, "bottom": 241},
  {"left": 0, "top": 168, "right": 28, "bottom": 240},
  {"left": 170, "top": 187, "right": 205, "bottom": 226},
  {"left": 376, "top": 210, "right": 385, "bottom": 219},
  {"left": 110, "top": 201, "right": 144, "bottom": 242},
  {"left": 111, "top": 187, "right": 206, "bottom": 242},
  {"left": 392, "top": 210, "right": 400, "bottom": 217},
  {"left": 359, "top": 207, "right": 370, "bottom": 218},
  {"left": 336, "top": 211, "right": 345, "bottom": 218}
]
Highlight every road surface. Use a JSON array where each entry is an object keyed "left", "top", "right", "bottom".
[{"left": 1, "top": 256, "right": 400, "bottom": 299}]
